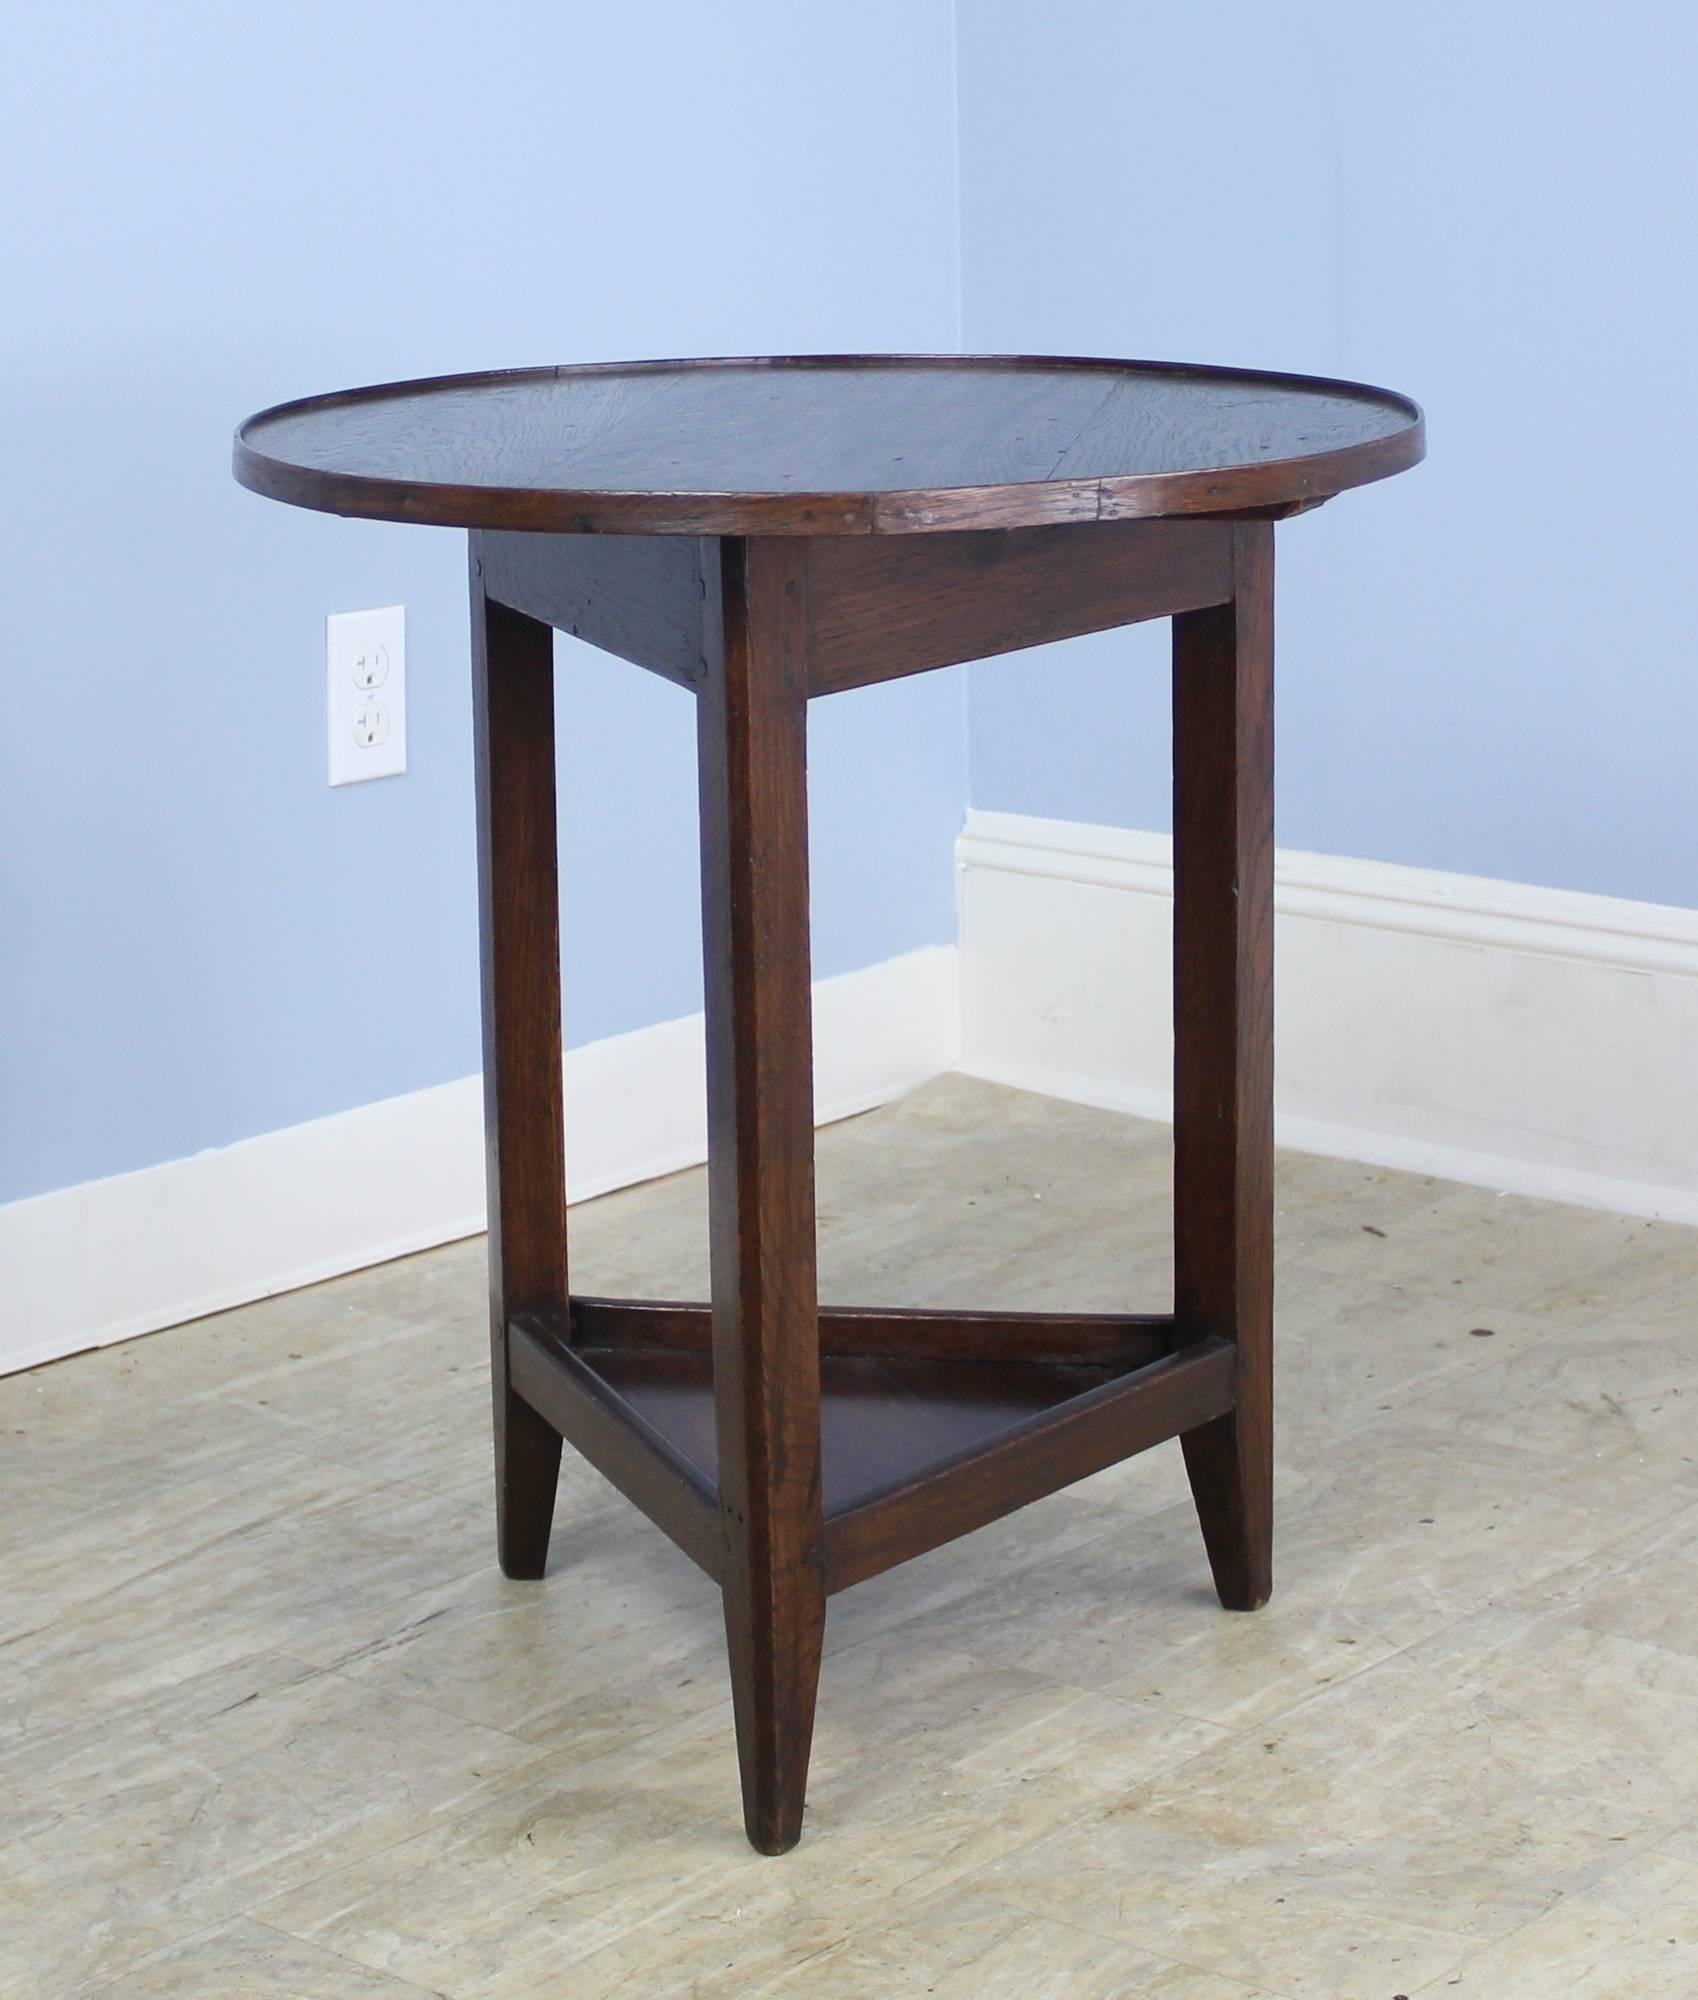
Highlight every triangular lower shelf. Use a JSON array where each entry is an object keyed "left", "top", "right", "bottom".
[
  {"left": 583, "top": 1345, "right": 1130, "bottom": 1516},
  {"left": 507, "top": 1305, "right": 1236, "bottom": 1594}
]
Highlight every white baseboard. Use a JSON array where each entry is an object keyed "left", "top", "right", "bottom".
[
  {"left": 20, "top": 807, "right": 1694, "bottom": 1381},
  {"left": 1, "top": 945, "right": 959, "bottom": 1377},
  {"left": 958, "top": 809, "right": 1698, "bottom": 1225}
]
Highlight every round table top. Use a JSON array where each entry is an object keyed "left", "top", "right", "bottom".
[{"left": 234, "top": 353, "right": 1423, "bottom": 537}]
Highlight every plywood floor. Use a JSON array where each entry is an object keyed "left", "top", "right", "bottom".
[{"left": 5, "top": 1075, "right": 1698, "bottom": 1998}]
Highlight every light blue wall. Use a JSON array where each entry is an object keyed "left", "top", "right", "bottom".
[
  {"left": 15, "top": 5, "right": 1693, "bottom": 1210},
  {"left": 0, "top": 0, "right": 964, "bottom": 1204},
  {"left": 958, "top": 2, "right": 1698, "bottom": 910}
]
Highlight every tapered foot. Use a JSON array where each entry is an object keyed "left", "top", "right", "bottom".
[
  {"left": 1172, "top": 521, "right": 1275, "bottom": 1620},
  {"left": 700, "top": 539, "right": 828, "bottom": 1856},
  {"left": 1182, "top": 1411, "right": 1272, "bottom": 1611},
  {"left": 724, "top": 1570, "right": 825, "bottom": 1854},
  {"left": 470, "top": 568, "right": 570, "bottom": 1587},
  {"left": 495, "top": 1384, "right": 563, "bottom": 1581}
]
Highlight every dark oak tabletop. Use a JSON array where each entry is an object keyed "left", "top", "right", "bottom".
[{"left": 234, "top": 353, "right": 1423, "bottom": 537}]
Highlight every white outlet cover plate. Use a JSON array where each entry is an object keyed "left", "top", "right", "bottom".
[{"left": 327, "top": 605, "right": 406, "bottom": 785}]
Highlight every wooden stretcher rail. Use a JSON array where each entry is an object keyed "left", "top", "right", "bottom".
[
  {"left": 508, "top": 1310, "right": 725, "bottom": 1581},
  {"left": 568, "top": 1294, "right": 1177, "bottom": 1368},
  {"left": 823, "top": 1335, "right": 1239, "bottom": 1593}
]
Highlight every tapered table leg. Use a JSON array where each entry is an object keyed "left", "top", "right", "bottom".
[
  {"left": 471, "top": 558, "right": 567, "bottom": 1579},
  {"left": 698, "top": 537, "right": 827, "bottom": 1854},
  {"left": 1172, "top": 520, "right": 1275, "bottom": 1612}
]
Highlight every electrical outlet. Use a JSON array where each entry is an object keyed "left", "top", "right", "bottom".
[{"left": 327, "top": 606, "right": 406, "bottom": 784}]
